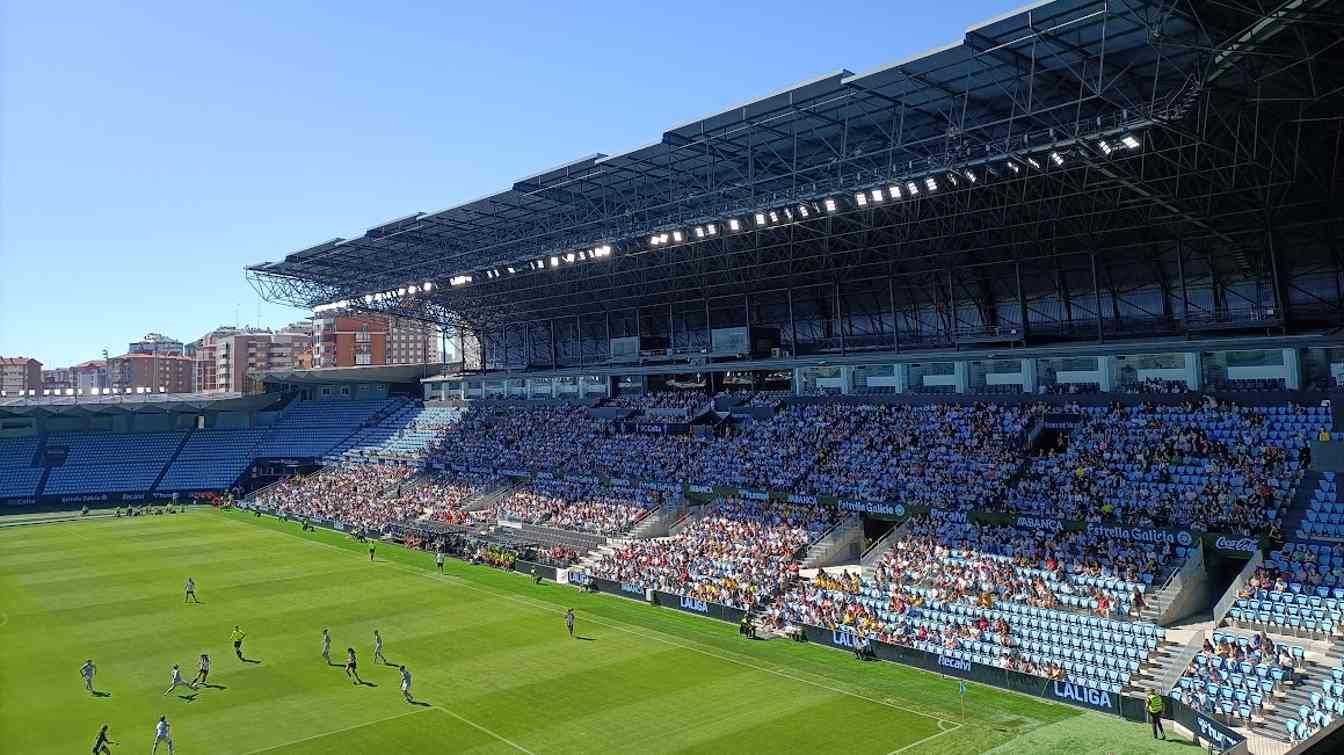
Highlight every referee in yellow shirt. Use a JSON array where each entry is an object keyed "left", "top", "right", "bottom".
[{"left": 230, "top": 625, "right": 247, "bottom": 661}]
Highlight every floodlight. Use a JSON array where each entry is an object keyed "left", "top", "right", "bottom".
[
  {"left": 694, "top": 226, "right": 704, "bottom": 238},
  {"left": 672, "top": 230, "right": 683, "bottom": 243},
  {"left": 824, "top": 198, "right": 838, "bottom": 213},
  {"left": 705, "top": 224, "right": 717, "bottom": 236},
  {"left": 798, "top": 204, "right": 809, "bottom": 218},
  {"left": 728, "top": 218, "right": 742, "bottom": 232},
  {"left": 963, "top": 170, "right": 977, "bottom": 183},
  {"left": 564, "top": 252, "right": 576, "bottom": 263},
  {"left": 924, "top": 176, "right": 938, "bottom": 192},
  {"left": 870, "top": 188, "right": 884, "bottom": 203},
  {"left": 1026, "top": 156, "right": 1041, "bottom": 169},
  {"left": 1097, "top": 140, "right": 1113, "bottom": 155},
  {"left": 889, "top": 185, "right": 902, "bottom": 199},
  {"left": 768, "top": 211, "right": 779, "bottom": 223},
  {"left": 754, "top": 213, "right": 767, "bottom": 226},
  {"left": 1121, "top": 134, "right": 1141, "bottom": 150},
  {"left": 549, "top": 256, "right": 560, "bottom": 267},
  {"left": 423, "top": 281, "right": 433, "bottom": 291},
  {"left": 1007, "top": 160, "right": 1021, "bottom": 174},
  {"left": 906, "top": 181, "right": 919, "bottom": 196},
  {"left": 854, "top": 192, "right": 868, "bottom": 206},
  {"left": 783, "top": 208, "right": 793, "bottom": 221},
  {"left": 1050, "top": 151, "right": 1064, "bottom": 167}
]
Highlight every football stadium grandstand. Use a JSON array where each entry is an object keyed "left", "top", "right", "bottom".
[{"left": 4, "top": 1, "right": 1344, "bottom": 753}]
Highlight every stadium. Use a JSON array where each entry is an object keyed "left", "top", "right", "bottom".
[{"left": 3, "top": 0, "right": 1344, "bottom": 753}]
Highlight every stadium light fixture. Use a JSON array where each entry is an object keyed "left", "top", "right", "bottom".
[
  {"left": 869, "top": 188, "right": 884, "bottom": 203},
  {"left": 768, "top": 210, "right": 779, "bottom": 224},
  {"left": 754, "top": 212, "right": 767, "bottom": 226},
  {"left": 889, "top": 185, "right": 902, "bottom": 199},
  {"left": 783, "top": 208, "right": 794, "bottom": 221},
  {"left": 549, "top": 256, "right": 560, "bottom": 268},
  {"left": 963, "top": 170, "right": 977, "bottom": 183},
  {"left": 924, "top": 176, "right": 938, "bottom": 192},
  {"left": 797, "top": 204, "right": 809, "bottom": 218},
  {"left": 694, "top": 226, "right": 705, "bottom": 239},
  {"left": 1097, "top": 139, "right": 1113, "bottom": 155},
  {"left": 1121, "top": 134, "right": 1141, "bottom": 150},
  {"left": 423, "top": 281, "right": 433, "bottom": 291},
  {"left": 1026, "top": 156, "right": 1041, "bottom": 170},
  {"left": 823, "top": 198, "right": 838, "bottom": 213},
  {"left": 564, "top": 252, "right": 576, "bottom": 263},
  {"left": 1007, "top": 160, "right": 1021, "bottom": 174},
  {"left": 728, "top": 218, "right": 742, "bottom": 232},
  {"left": 1050, "top": 151, "right": 1065, "bottom": 167},
  {"left": 449, "top": 274, "right": 473, "bottom": 286},
  {"left": 946, "top": 173, "right": 959, "bottom": 187},
  {"left": 705, "top": 224, "right": 717, "bottom": 236},
  {"left": 854, "top": 191, "right": 868, "bottom": 207},
  {"left": 906, "top": 181, "right": 919, "bottom": 196}
]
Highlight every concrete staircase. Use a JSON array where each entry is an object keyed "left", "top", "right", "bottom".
[
  {"left": 1281, "top": 469, "right": 1325, "bottom": 542},
  {"left": 463, "top": 479, "right": 521, "bottom": 512},
  {"left": 801, "top": 514, "right": 862, "bottom": 569},
  {"left": 859, "top": 521, "right": 910, "bottom": 570},
  {"left": 628, "top": 500, "right": 683, "bottom": 539}
]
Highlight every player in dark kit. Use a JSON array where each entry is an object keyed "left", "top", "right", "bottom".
[
  {"left": 345, "top": 648, "right": 363, "bottom": 685},
  {"left": 368, "top": 543, "right": 375, "bottom": 562},
  {"left": 565, "top": 608, "right": 575, "bottom": 638},
  {"left": 91, "top": 724, "right": 116, "bottom": 754}
]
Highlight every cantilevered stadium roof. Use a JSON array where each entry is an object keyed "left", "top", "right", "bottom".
[{"left": 248, "top": 0, "right": 1343, "bottom": 344}]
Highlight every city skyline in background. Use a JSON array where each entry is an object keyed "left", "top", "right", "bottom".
[{"left": 0, "top": 0, "right": 1007, "bottom": 367}]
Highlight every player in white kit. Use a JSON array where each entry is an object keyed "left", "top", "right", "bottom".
[
  {"left": 162, "top": 665, "right": 188, "bottom": 696},
  {"left": 399, "top": 665, "right": 413, "bottom": 703},
  {"left": 81, "top": 659, "right": 96, "bottom": 693},
  {"left": 372, "top": 629, "right": 386, "bottom": 664},
  {"left": 321, "top": 628, "right": 332, "bottom": 664},
  {"left": 151, "top": 716, "right": 173, "bottom": 755}
]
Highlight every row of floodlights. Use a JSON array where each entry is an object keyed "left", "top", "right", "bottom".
[
  {"left": 314, "top": 134, "right": 1143, "bottom": 304},
  {"left": 479, "top": 244, "right": 614, "bottom": 281},
  {"left": 644, "top": 135, "right": 1143, "bottom": 248}
]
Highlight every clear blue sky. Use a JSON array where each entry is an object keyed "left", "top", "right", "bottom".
[{"left": 1, "top": 0, "right": 1009, "bottom": 368}]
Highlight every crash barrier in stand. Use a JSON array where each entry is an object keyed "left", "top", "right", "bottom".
[{"left": 1164, "top": 697, "right": 1249, "bottom": 754}]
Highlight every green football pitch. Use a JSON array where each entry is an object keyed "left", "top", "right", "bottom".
[{"left": 0, "top": 509, "right": 1201, "bottom": 754}]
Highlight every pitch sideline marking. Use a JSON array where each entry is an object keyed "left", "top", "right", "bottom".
[
  {"left": 251, "top": 516, "right": 958, "bottom": 727},
  {"left": 886, "top": 719, "right": 963, "bottom": 754},
  {"left": 234, "top": 706, "right": 430, "bottom": 755},
  {"left": 435, "top": 705, "right": 537, "bottom": 754}
]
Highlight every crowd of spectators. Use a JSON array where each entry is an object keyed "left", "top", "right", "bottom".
[
  {"left": 606, "top": 390, "right": 709, "bottom": 414},
  {"left": 1173, "top": 629, "right": 1302, "bottom": 727},
  {"left": 760, "top": 513, "right": 1165, "bottom": 686},
  {"left": 584, "top": 498, "right": 836, "bottom": 609},
  {"left": 492, "top": 480, "right": 661, "bottom": 535},
  {"left": 801, "top": 403, "right": 1035, "bottom": 505},
  {"left": 255, "top": 463, "right": 419, "bottom": 532},
  {"left": 1116, "top": 379, "right": 1192, "bottom": 395},
  {"left": 1002, "top": 402, "right": 1311, "bottom": 534}
]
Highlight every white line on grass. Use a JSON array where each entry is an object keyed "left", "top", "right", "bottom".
[
  {"left": 435, "top": 705, "right": 537, "bottom": 754},
  {"left": 235, "top": 707, "right": 430, "bottom": 755},
  {"left": 250, "top": 515, "right": 958, "bottom": 726},
  {"left": 886, "top": 719, "right": 963, "bottom": 754}
]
